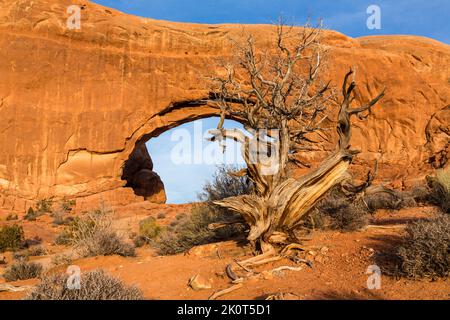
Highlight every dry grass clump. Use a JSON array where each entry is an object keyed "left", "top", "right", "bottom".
[
  {"left": 0, "top": 224, "right": 24, "bottom": 252},
  {"left": 55, "top": 208, "right": 135, "bottom": 257},
  {"left": 50, "top": 254, "right": 73, "bottom": 267},
  {"left": 396, "top": 215, "right": 450, "bottom": 278},
  {"left": 3, "top": 260, "right": 43, "bottom": 282},
  {"left": 26, "top": 245, "right": 48, "bottom": 257},
  {"left": 26, "top": 269, "right": 144, "bottom": 300}
]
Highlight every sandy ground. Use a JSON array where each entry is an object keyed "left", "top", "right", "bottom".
[{"left": 0, "top": 204, "right": 449, "bottom": 300}]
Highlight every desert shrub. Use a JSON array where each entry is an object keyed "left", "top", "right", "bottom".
[
  {"left": 198, "top": 165, "right": 253, "bottom": 202},
  {"left": 6, "top": 213, "right": 18, "bottom": 221},
  {"left": 36, "top": 198, "right": 54, "bottom": 214},
  {"left": 27, "top": 245, "right": 48, "bottom": 257},
  {"left": 51, "top": 209, "right": 74, "bottom": 226},
  {"left": 22, "top": 236, "right": 42, "bottom": 248},
  {"left": 86, "top": 231, "right": 135, "bottom": 257},
  {"left": 308, "top": 188, "right": 369, "bottom": 232},
  {"left": 364, "top": 190, "right": 412, "bottom": 212},
  {"left": 157, "top": 213, "right": 166, "bottom": 219},
  {"left": 24, "top": 198, "right": 55, "bottom": 221},
  {"left": 3, "top": 260, "right": 43, "bottom": 282},
  {"left": 54, "top": 229, "right": 72, "bottom": 245},
  {"left": 24, "top": 207, "right": 39, "bottom": 221},
  {"left": 60, "top": 198, "right": 76, "bottom": 212},
  {"left": 51, "top": 254, "right": 73, "bottom": 267},
  {"left": 0, "top": 224, "right": 25, "bottom": 252},
  {"left": 55, "top": 208, "right": 135, "bottom": 257},
  {"left": 153, "top": 204, "right": 244, "bottom": 255},
  {"left": 153, "top": 166, "right": 250, "bottom": 255},
  {"left": 135, "top": 217, "right": 162, "bottom": 245},
  {"left": 396, "top": 215, "right": 450, "bottom": 278},
  {"left": 12, "top": 250, "right": 28, "bottom": 261},
  {"left": 426, "top": 168, "right": 450, "bottom": 214},
  {"left": 26, "top": 269, "right": 143, "bottom": 300}
]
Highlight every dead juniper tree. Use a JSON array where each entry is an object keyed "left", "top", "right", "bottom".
[{"left": 207, "top": 22, "right": 385, "bottom": 265}]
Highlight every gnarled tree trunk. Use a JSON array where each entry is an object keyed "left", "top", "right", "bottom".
[{"left": 211, "top": 70, "right": 385, "bottom": 252}]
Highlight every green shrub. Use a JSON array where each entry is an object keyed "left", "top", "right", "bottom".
[
  {"left": 24, "top": 207, "right": 39, "bottom": 221},
  {"left": 396, "top": 215, "right": 450, "bottom": 278},
  {"left": 26, "top": 269, "right": 144, "bottom": 300},
  {"left": 136, "top": 217, "right": 162, "bottom": 244},
  {"left": 3, "top": 260, "right": 43, "bottom": 282},
  {"left": 153, "top": 204, "right": 244, "bottom": 255},
  {"left": 0, "top": 225, "right": 24, "bottom": 252}
]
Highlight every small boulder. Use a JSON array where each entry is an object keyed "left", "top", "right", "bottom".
[{"left": 188, "top": 274, "right": 212, "bottom": 291}]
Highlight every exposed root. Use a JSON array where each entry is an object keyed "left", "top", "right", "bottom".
[
  {"left": 238, "top": 250, "right": 276, "bottom": 267},
  {"left": 233, "top": 259, "right": 253, "bottom": 273},
  {"left": 246, "top": 255, "right": 283, "bottom": 267},
  {"left": 209, "top": 283, "right": 243, "bottom": 300},
  {"left": 280, "top": 243, "right": 309, "bottom": 255},
  {"left": 225, "top": 264, "right": 239, "bottom": 281},
  {"left": 269, "top": 265, "right": 303, "bottom": 274},
  {"left": 290, "top": 256, "right": 314, "bottom": 267},
  {"left": 266, "top": 292, "right": 301, "bottom": 300}
]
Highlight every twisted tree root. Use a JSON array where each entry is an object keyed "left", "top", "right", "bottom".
[{"left": 209, "top": 283, "right": 243, "bottom": 300}]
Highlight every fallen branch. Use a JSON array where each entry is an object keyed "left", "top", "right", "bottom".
[
  {"left": 270, "top": 266, "right": 303, "bottom": 274},
  {"left": 209, "top": 283, "right": 244, "bottom": 300},
  {"left": 363, "top": 224, "right": 406, "bottom": 230},
  {"left": 0, "top": 284, "right": 34, "bottom": 293}
]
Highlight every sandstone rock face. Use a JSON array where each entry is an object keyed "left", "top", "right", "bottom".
[{"left": 0, "top": 0, "right": 448, "bottom": 211}]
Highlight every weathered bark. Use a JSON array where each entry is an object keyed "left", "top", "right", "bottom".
[{"left": 213, "top": 69, "right": 385, "bottom": 251}]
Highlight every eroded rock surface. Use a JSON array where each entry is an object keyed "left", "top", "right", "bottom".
[{"left": 0, "top": 0, "right": 448, "bottom": 211}]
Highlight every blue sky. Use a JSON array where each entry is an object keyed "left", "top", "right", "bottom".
[
  {"left": 93, "top": 0, "right": 449, "bottom": 43},
  {"left": 91, "top": 1, "right": 449, "bottom": 203},
  {"left": 146, "top": 118, "right": 245, "bottom": 203}
]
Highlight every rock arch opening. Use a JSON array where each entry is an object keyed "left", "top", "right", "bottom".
[{"left": 121, "top": 117, "right": 246, "bottom": 204}]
